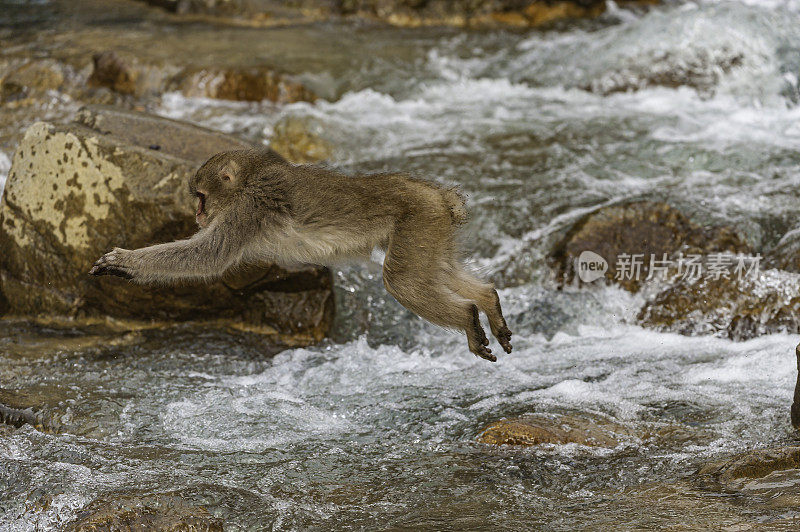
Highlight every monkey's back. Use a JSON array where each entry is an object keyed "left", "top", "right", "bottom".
[{"left": 268, "top": 164, "right": 455, "bottom": 264}]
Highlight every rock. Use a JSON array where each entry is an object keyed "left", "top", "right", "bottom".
[
  {"left": 767, "top": 226, "right": 800, "bottom": 273},
  {"left": 87, "top": 51, "right": 174, "bottom": 98},
  {"left": 582, "top": 47, "right": 745, "bottom": 97},
  {"left": 0, "top": 106, "right": 334, "bottom": 347},
  {"left": 0, "top": 59, "right": 67, "bottom": 103},
  {"left": 176, "top": 65, "right": 316, "bottom": 103},
  {"left": 269, "top": 115, "right": 333, "bottom": 163},
  {"left": 0, "top": 385, "right": 107, "bottom": 436},
  {"left": 603, "top": 480, "right": 800, "bottom": 527},
  {"left": 0, "top": 387, "right": 68, "bottom": 433},
  {"left": 66, "top": 493, "right": 223, "bottom": 532},
  {"left": 477, "top": 412, "right": 636, "bottom": 447},
  {"left": 793, "top": 342, "right": 800, "bottom": 430},
  {"left": 638, "top": 269, "right": 800, "bottom": 340},
  {"left": 697, "top": 447, "right": 800, "bottom": 493},
  {"left": 135, "top": 0, "right": 654, "bottom": 28},
  {"left": 548, "top": 201, "right": 750, "bottom": 292},
  {"left": 86, "top": 51, "right": 315, "bottom": 103}
]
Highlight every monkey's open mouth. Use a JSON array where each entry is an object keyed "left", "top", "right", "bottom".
[
  {"left": 195, "top": 192, "right": 207, "bottom": 226},
  {"left": 195, "top": 192, "right": 206, "bottom": 216}
]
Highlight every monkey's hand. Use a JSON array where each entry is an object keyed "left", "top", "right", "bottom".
[{"left": 89, "top": 248, "right": 135, "bottom": 280}]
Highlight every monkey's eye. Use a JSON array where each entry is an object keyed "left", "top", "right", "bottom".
[{"left": 221, "top": 173, "right": 232, "bottom": 182}]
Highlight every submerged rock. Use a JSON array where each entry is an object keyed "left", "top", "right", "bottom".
[
  {"left": 176, "top": 65, "right": 316, "bottom": 103},
  {"left": 0, "top": 59, "right": 68, "bottom": 103},
  {"left": 0, "top": 106, "right": 334, "bottom": 347},
  {"left": 269, "top": 115, "right": 333, "bottom": 163},
  {"left": 66, "top": 493, "right": 223, "bottom": 532},
  {"left": 85, "top": 50, "right": 315, "bottom": 103},
  {"left": 697, "top": 447, "right": 800, "bottom": 496},
  {"left": 0, "top": 387, "right": 67, "bottom": 434},
  {"left": 0, "top": 383, "right": 115, "bottom": 437},
  {"left": 767, "top": 226, "right": 800, "bottom": 273},
  {"left": 548, "top": 201, "right": 749, "bottom": 292},
  {"left": 637, "top": 269, "right": 800, "bottom": 341},
  {"left": 87, "top": 51, "right": 139, "bottom": 96},
  {"left": 582, "top": 47, "right": 745, "bottom": 97},
  {"left": 477, "top": 412, "right": 636, "bottom": 447}
]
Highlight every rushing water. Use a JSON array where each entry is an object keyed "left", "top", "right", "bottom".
[{"left": 2, "top": 0, "right": 800, "bottom": 529}]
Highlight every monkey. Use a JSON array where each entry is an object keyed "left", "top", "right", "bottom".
[{"left": 89, "top": 149, "right": 512, "bottom": 361}]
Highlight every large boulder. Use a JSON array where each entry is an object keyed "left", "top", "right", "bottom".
[
  {"left": 0, "top": 106, "right": 334, "bottom": 347},
  {"left": 637, "top": 269, "right": 800, "bottom": 341},
  {"left": 548, "top": 201, "right": 750, "bottom": 292}
]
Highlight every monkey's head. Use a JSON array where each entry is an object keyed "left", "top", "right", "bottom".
[
  {"left": 189, "top": 151, "right": 248, "bottom": 228},
  {"left": 190, "top": 149, "right": 288, "bottom": 227}
]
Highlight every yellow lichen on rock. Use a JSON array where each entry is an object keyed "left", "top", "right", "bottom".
[{"left": 4, "top": 122, "right": 125, "bottom": 251}]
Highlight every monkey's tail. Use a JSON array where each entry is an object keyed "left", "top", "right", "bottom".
[{"left": 441, "top": 186, "right": 467, "bottom": 225}]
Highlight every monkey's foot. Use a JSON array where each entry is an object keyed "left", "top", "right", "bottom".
[
  {"left": 471, "top": 344, "right": 496, "bottom": 362},
  {"left": 470, "top": 305, "right": 490, "bottom": 346},
  {"left": 469, "top": 305, "right": 495, "bottom": 361},
  {"left": 89, "top": 249, "right": 133, "bottom": 279},
  {"left": 496, "top": 326, "right": 513, "bottom": 354}
]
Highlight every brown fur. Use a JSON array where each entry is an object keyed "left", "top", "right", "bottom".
[{"left": 89, "top": 149, "right": 512, "bottom": 360}]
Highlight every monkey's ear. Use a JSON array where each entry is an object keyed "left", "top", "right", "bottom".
[{"left": 221, "top": 160, "right": 240, "bottom": 184}]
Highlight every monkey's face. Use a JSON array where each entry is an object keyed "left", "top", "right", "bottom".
[{"left": 189, "top": 152, "right": 244, "bottom": 228}]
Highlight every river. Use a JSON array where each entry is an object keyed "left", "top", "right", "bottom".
[{"left": 1, "top": 0, "right": 799, "bottom": 529}]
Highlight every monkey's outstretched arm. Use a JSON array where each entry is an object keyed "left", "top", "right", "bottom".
[{"left": 89, "top": 219, "right": 247, "bottom": 284}]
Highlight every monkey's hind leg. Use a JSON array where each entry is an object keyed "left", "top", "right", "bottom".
[
  {"left": 446, "top": 265, "right": 513, "bottom": 354},
  {"left": 384, "top": 274, "right": 495, "bottom": 361},
  {"left": 382, "top": 237, "right": 495, "bottom": 361}
]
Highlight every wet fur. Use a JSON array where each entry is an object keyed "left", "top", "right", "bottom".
[{"left": 90, "top": 149, "right": 512, "bottom": 360}]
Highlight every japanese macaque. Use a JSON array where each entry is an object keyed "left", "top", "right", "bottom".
[{"left": 89, "top": 149, "right": 512, "bottom": 360}]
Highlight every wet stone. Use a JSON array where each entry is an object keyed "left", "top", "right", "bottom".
[
  {"left": 697, "top": 447, "right": 800, "bottom": 493},
  {"left": 767, "top": 226, "right": 800, "bottom": 273},
  {"left": 582, "top": 47, "right": 745, "bottom": 97},
  {"left": 0, "top": 386, "right": 76, "bottom": 434},
  {"left": 548, "top": 201, "right": 750, "bottom": 292},
  {"left": 0, "top": 59, "right": 66, "bottom": 103},
  {"left": 86, "top": 51, "right": 174, "bottom": 98},
  {"left": 637, "top": 269, "right": 800, "bottom": 341},
  {"left": 65, "top": 493, "right": 223, "bottom": 532},
  {"left": 477, "top": 413, "right": 637, "bottom": 447},
  {"left": 269, "top": 115, "right": 333, "bottom": 163},
  {"left": 176, "top": 65, "right": 316, "bottom": 103}
]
